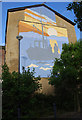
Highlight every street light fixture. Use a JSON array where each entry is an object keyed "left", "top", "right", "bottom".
[
  {"left": 16, "top": 35, "right": 23, "bottom": 74},
  {"left": 16, "top": 35, "right": 23, "bottom": 120}
]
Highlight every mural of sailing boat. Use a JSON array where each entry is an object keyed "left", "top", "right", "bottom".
[
  {"left": 19, "top": 7, "right": 69, "bottom": 77},
  {"left": 27, "top": 23, "right": 60, "bottom": 61}
]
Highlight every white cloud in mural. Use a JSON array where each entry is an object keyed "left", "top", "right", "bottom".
[
  {"left": 26, "top": 64, "right": 38, "bottom": 68},
  {"left": 40, "top": 67, "right": 51, "bottom": 71},
  {"left": 45, "top": 64, "right": 50, "bottom": 66},
  {"left": 48, "top": 28, "right": 57, "bottom": 36}
]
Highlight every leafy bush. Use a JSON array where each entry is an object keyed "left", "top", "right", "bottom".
[
  {"left": 49, "top": 41, "right": 82, "bottom": 112},
  {"left": 2, "top": 64, "right": 41, "bottom": 120}
]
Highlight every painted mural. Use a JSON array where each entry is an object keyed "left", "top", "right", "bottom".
[{"left": 19, "top": 6, "right": 69, "bottom": 77}]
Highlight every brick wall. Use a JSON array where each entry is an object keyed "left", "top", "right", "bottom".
[{"left": 0, "top": 46, "right": 5, "bottom": 78}]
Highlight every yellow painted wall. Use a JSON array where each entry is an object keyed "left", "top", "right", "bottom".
[
  {"left": 6, "top": 10, "right": 24, "bottom": 72},
  {"left": 55, "top": 14, "right": 77, "bottom": 43},
  {"left": 6, "top": 8, "right": 77, "bottom": 95}
]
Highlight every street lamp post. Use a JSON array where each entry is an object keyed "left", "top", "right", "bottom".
[
  {"left": 16, "top": 35, "right": 23, "bottom": 73},
  {"left": 16, "top": 35, "right": 23, "bottom": 120}
]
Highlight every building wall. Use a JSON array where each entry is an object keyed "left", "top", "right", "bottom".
[
  {"left": 6, "top": 10, "right": 24, "bottom": 72},
  {"left": 38, "top": 78, "right": 54, "bottom": 95},
  {"left": 55, "top": 14, "right": 77, "bottom": 43},
  {"left": 5, "top": 6, "right": 77, "bottom": 94}
]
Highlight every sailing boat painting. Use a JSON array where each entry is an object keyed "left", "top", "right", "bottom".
[{"left": 19, "top": 6, "right": 69, "bottom": 77}]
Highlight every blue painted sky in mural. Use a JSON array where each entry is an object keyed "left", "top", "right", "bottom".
[{"left": 30, "top": 6, "right": 56, "bottom": 22}]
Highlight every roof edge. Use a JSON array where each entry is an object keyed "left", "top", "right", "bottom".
[
  {"left": 8, "top": 4, "right": 43, "bottom": 12},
  {"left": 43, "top": 4, "right": 76, "bottom": 26},
  {"left": 7, "top": 3, "right": 76, "bottom": 26}
]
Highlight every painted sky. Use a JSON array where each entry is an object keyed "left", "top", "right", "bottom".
[{"left": 0, "top": 1, "right": 81, "bottom": 46}]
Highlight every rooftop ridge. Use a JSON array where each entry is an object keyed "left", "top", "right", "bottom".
[{"left": 7, "top": 3, "right": 75, "bottom": 26}]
